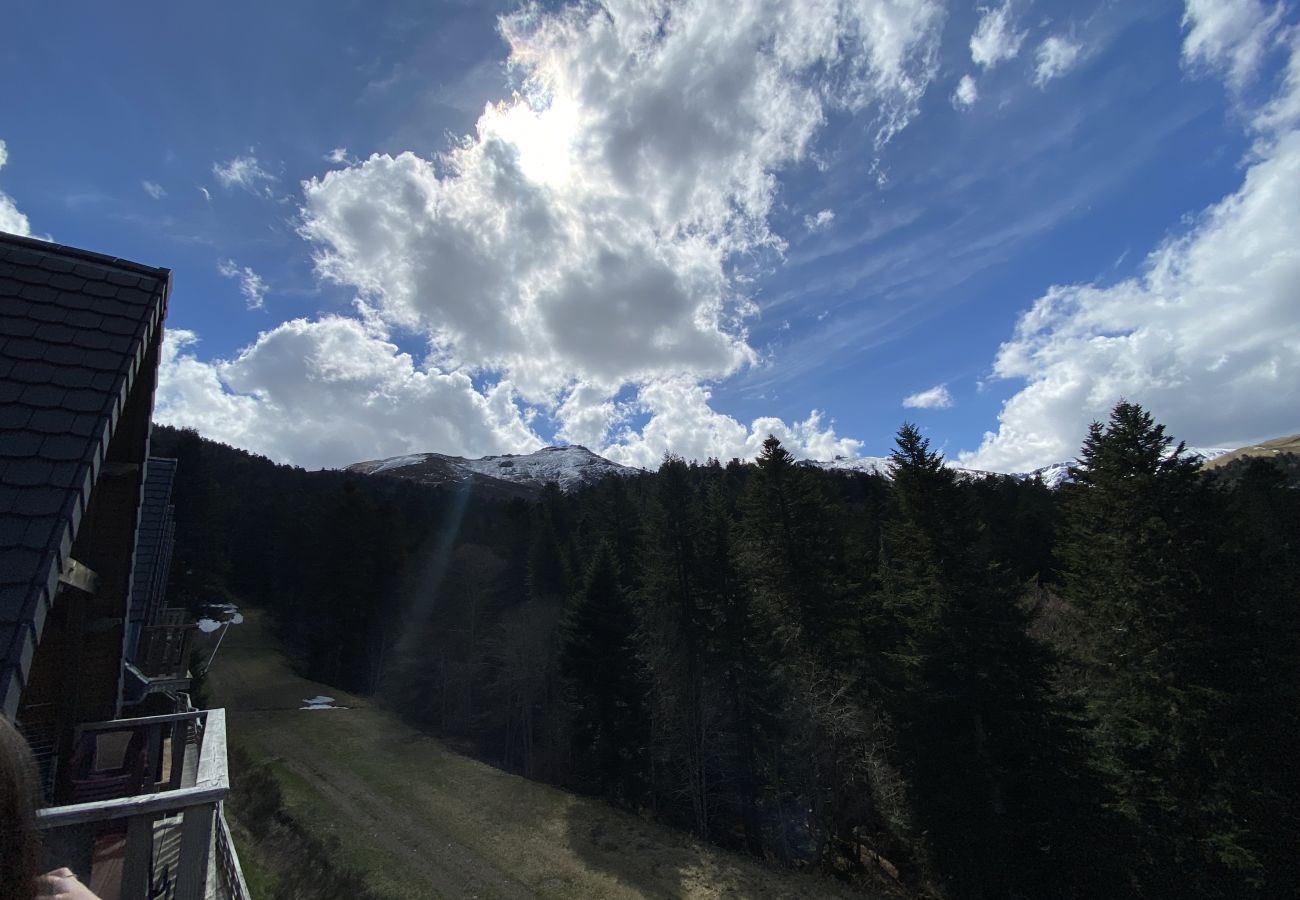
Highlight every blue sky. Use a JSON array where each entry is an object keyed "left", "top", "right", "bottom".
[{"left": 2, "top": 0, "right": 1297, "bottom": 471}]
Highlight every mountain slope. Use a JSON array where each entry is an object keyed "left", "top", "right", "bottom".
[
  {"left": 1202, "top": 434, "right": 1300, "bottom": 469},
  {"left": 347, "top": 445, "right": 640, "bottom": 495}
]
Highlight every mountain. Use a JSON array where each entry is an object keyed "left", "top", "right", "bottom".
[
  {"left": 805, "top": 445, "right": 1238, "bottom": 488},
  {"left": 1201, "top": 434, "right": 1300, "bottom": 469},
  {"left": 346, "top": 445, "right": 640, "bottom": 495}
]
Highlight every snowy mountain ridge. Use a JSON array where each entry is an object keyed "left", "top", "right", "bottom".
[
  {"left": 349, "top": 444, "right": 1240, "bottom": 496},
  {"left": 346, "top": 445, "right": 639, "bottom": 494}
]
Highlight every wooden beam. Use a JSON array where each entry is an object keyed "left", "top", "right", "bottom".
[
  {"left": 121, "top": 813, "right": 154, "bottom": 899},
  {"left": 35, "top": 784, "right": 226, "bottom": 828},
  {"left": 174, "top": 804, "right": 214, "bottom": 900}
]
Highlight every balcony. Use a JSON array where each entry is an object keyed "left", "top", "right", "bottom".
[{"left": 36, "top": 707, "right": 249, "bottom": 900}]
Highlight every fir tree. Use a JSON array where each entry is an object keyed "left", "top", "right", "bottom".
[
  {"left": 879, "top": 424, "right": 1115, "bottom": 899},
  {"left": 561, "top": 541, "right": 648, "bottom": 804},
  {"left": 1059, "top": 401, "right": 1255, "bottom": 898}
]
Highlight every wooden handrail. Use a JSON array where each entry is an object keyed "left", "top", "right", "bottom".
[{"left": 34, "top": 785, "right": 227, "bottom": 828}]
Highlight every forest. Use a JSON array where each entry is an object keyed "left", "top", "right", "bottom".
[{"left": 153, "top": 402, "right": 1299, "bottom": 900}]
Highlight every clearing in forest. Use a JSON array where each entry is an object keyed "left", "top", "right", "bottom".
[{"left": 205, "top": 607, "right": 871, "bottom": 900}]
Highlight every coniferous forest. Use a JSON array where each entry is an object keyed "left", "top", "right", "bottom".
[{"left": 153, "top": 402, "right": 1299, "bottom": 900}]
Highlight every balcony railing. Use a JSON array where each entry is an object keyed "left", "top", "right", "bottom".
[
  {"left": 136, "top": 620, "right": 197, "bottom": 680},
  {"left": 36, "top": 708, "right": 249, "bottom": 900}
]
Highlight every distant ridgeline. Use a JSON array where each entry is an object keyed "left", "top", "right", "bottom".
[{"left": 153, "top": 412, "right": 1299, "bottom": 900}]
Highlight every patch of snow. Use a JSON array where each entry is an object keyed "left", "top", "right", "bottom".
[
  {"left": 301, "top": 695, "right": 349, "bottom": 710},
  {"left": 372, "top": 453, "right": 433, "bottom": 474}
]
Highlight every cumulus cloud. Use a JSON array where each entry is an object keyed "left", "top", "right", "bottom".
[
  {"left": 142, "top": 180, "right": 167, "bottom": 199},
  {"left": 154, "top": 321, "right": 543, "bottom": 470},
  {"left": 253, "top": 0, "right": 944, "bottom": 464},
  {"left": 0, "top": 139, "right": 32, "bottom": 237},
  {"left": 804, "top": 208, "right": 836, "bottom": 232},
  {"left": 601, "top": 377, "right": 862, "bottom": 468},
  {"left": 970, "top": 2, "right": 1026, "bottom": 69},
  {"left": 212, "top": 154, "right": 276, "bottom": 193},
  {"left": 952, "top": 74, "right": 979, "bottom": 108},
  {"left": 325, "top": 147, "right": 351, "bottom": 164},
  {"left": 1034, "top": 35, "right": 1083, "bottom": 86},
  {"left": 217, "top": 259, "right": 269, "bottom": 310},
  {"left": 1182, "top": 0, "right": 1287, "bottom": 89},
  {"left": 962, "top": 13, "right": 1300, "bottom": 473},
  {"left": 902, "top": 383, "right": 954, "bottom": 409}
]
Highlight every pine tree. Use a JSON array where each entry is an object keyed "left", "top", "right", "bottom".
[
  {"left": 1059, "top": 401, "right": 1255, "bottom": 897},
  {"left": 560, "top": 541, "right": 648, "bottom": 804},
  {"left": 878, "top": 424, "right": 1115, "bottom": 899}
]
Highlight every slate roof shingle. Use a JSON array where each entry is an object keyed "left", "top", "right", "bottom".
[{"left": 0, "top": 232, "right": 170, "bottom": 719}]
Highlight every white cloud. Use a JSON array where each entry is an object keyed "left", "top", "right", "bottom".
[
  {"left": 154, "top": 321, "right": 543, "bottom": 470},
  {"left": 326, "top": 147, "right": 351, "bottom": 165},
  {"left": 1182, "top": 0, "right": 1287, "bottom": 90},
  {"left": 0, "top": 139, "right": 32, "bottom": 237},
  {"left": 601, "top": 377, "right": 861, "bottom": 468},
  {"left": 952, "top": 74, "right": 979, "bottom": 108},
  {"left": 962, "top": 22, "right": 1300, "bottom": 473},
  {"left": 217, "top": 259, "right": 269, "bottom": 310},
  {"left": 282, "top": 0, "right": 944, "bottom": 463},
  {"left": 902, "top": 383, "right": 954, "bottom": 409},
  {"left": 198, "top": 186, "right": 211, "bottom": 202},
  {"left": 212, "top": 154, "right": 276, "bottom": 193},
  {"left": 142, "top": 180, "right": 167, "bottom": 200},
  {"left": 970, "top": 2, "right": 1026, "bottom": 69},
  {"left": 1034, "top": 35, "right": 1083, "bottom": 86},
  {"left": 804, "top": 208, "right": 836, "bottom": 231}
]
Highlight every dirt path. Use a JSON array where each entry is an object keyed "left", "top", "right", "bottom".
[{"left": 205, "top": 608, "right": 870, "bottom": 900}]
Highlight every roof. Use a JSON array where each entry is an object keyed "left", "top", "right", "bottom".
[{"left": 0, "top": 232, "right": 171, "bottom": 719}]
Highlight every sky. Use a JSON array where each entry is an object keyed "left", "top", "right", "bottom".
[{"left": 1, "top": 0, "right": 1297, "bottom": 472}]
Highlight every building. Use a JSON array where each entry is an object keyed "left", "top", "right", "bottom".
[{"left": 0, "top": 231, "right": 247, "bottom": 900}]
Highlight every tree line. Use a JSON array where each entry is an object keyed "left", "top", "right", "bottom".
[{"left": 154, "top": 403, "right": 1299, "bottom": 899}]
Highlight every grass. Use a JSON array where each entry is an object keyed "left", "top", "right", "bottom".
[{"left": 204, "top": 608, "right": 875, "bottom": 899}]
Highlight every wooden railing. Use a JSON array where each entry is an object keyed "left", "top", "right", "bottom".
[{"left": 36, "top": 708, "right": 247, "bottom": 900}]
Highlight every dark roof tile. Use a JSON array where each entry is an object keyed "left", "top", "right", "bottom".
[
  {"left": 19, "top": 384, "right": 65, "bottom": 408},
  {"left": 9, "top": 362, "right": 56, "bottom": 385},
  {"left": 36, "top": 255, "right": 75, "bottom": 274},
  {"left": 4, "top": 339, "right": 47, "bottom": 361},
  {"left": 1, "top": 432, "right": 42, "bottom": 457},
  {"left": 10, "top": 487, "right": 64, "bottom": 518},
  {"left": 12, "top": 267, "right": 50, "bottom": 286},
  {"left": 105, "top": 271, "right": 142, "bottom": 288},
  {"left": 46, "top": 274, "right": 85, "bottom": 292},
  {"left": 0, "top": 407, "right": 33, "bottom": 430},
  {"left": 51, "top": 368, "right": 93, "bottom": 390},
  {"left": 25, "top": 409, "right": 76, "bottom": 435},
  {"left": 115, "top": 287, "right": 152, "bottom": 306},
  {"left": 17, "top": 283, "right": 56, "bottom": 303},
  {"left": 40, "top": 344, "right": 89, "bottom": 368},
  {"left": 63, "top": 389, "right": 109, "bottom": 414},
  {"left": 40, "top": 435, "right": 89, "bottom": 462},
  {"left": 83, "top": 281, "right": 117, "bottom": 299},
  {"left": 1, "top": 460, "right": 54, "bottom": 488},
  {"left": 27, "top": 304, "right": 69, "bottom": 325},
  {"left": 0, "top": 383, "right": 22, "bottom": 404},
  {"left": 33, "top": 323, "right": 76, "bottom": 345},
  {"left": 21, "top": 520, "right": 54, "bottom": 551},
  {"left": 69, "top": 330, "right": 112, "bottom": 351},
  {"left": 69, "top": 413, "right": 102, "bottom": 438},
  {"left": 72, "top": 263, "right": 108, "bottom": 280},
  {"left": 63, "top": 310, "right": 103, "bottom": 330},
  {"left": 0, "top": 317, "right": 37, "bottom": 339}
]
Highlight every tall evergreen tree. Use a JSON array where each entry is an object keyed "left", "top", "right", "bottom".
[
  {"left": 561, "top": 541, "right": 648, "bottom": 804},
  {"left": 878, "top": 424, "right": 1115, "bottom": 899},
  {"left": 1059, "top": 401, "right": 1254, "bottom": 898}
]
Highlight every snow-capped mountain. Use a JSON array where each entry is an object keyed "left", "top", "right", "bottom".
[
  {"left": 805, "top": 445, "right": 1236, "bottom": 489},
  {"left": 346, "top": 445, "right": 640, "bottom": 495}
]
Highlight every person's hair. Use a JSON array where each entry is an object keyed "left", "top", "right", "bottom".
[{"left": 0, "top": 716, "right": 41, "bottom": 900}]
